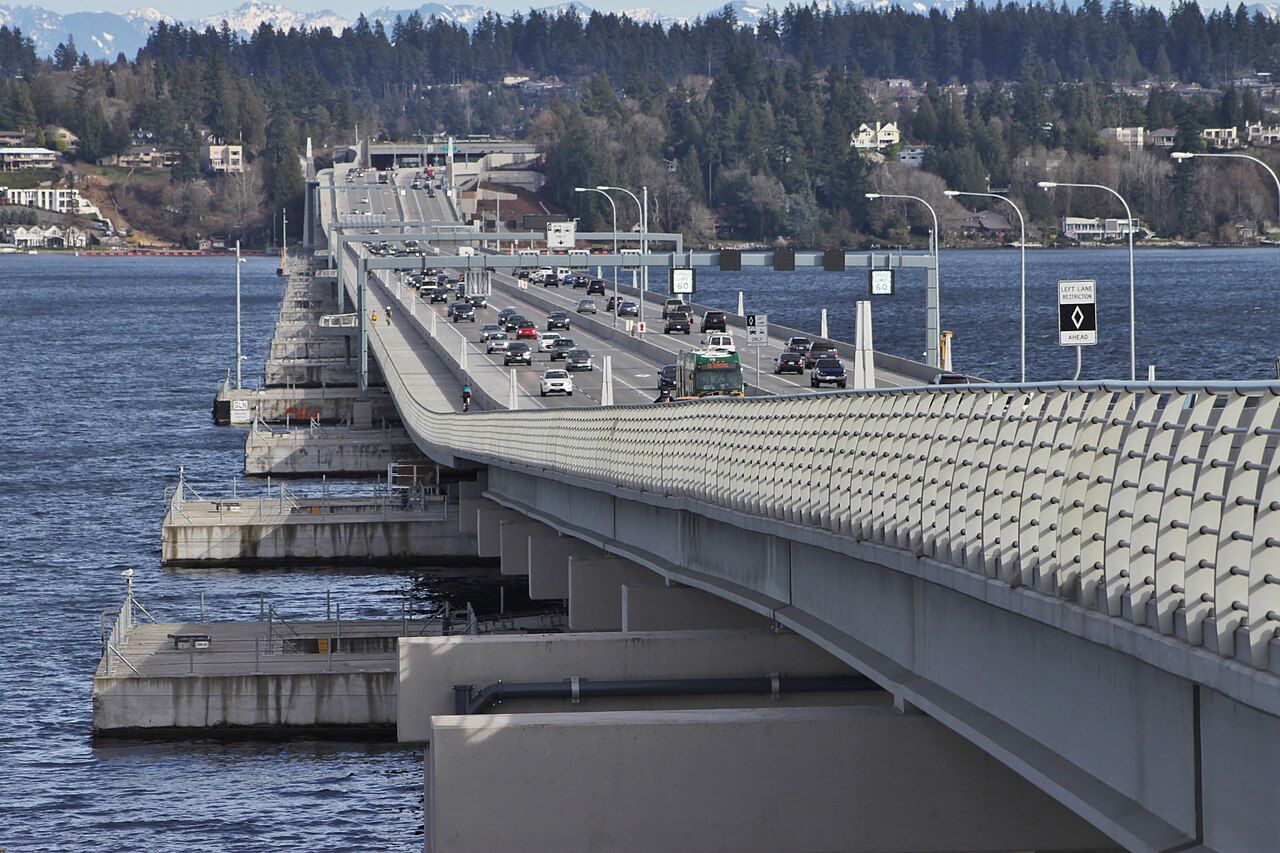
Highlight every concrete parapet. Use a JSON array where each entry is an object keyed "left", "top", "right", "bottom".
[
  {"left": 243, "top": 424, "right": 424, "bottom": 477},
  {"left": 269, "top": 337, "right": 350, "bottom": 360},
  {"left": 622, "top": 583, "right": 774, "bottom": 631},
  {"left": 263, "top": 356, "right": 382, "bottom": 389},
  {"left": 426, "top": 706, "right": 1112, "bottom": 852},
  {"left": 568, "top": 556, "right": 656, "bottom": 631},
  {"left": 397, "top": 629, "right": 851, "bottom": 742}
]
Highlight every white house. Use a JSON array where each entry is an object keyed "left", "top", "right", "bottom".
[
  {"left": 851, "top": 122, "right": 900, "bottom": 151},
  {"left": 1201, "top": 127, "right": 1240, "bottom": 150},
  {"left": 1245, "top": 122, "right": 1280, "bottom": 146},
  {"left": 1061, "top": 216, "right": 1142, "bottom": 240},
  {"left": 898, "top": 145, "right": 928, "bottom": 167},
  {"left": 0, "top": 186, "right": 99, "bottom": 217}
]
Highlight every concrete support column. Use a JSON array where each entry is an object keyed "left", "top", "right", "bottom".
[
  {"left": 622, "top": 583, "right": 774, "bottom": 632},
  {"left": 455, "top": 478, "right": 488, "bottom": 535},
  {"left": 528, "top": 536, "right": 604, "bottom": 600},
  {"left": 475, "top": 506, "right": 523, "bottom": 559},
  {"left": 568, "top": 556, "right": 658, "bottom": 631},
  {"left": 498, "top": 520, "right": 552, "bottom": 576}
]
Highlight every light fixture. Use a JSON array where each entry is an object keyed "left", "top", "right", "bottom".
[
  {"left": 1037, "top": 181, "right": 1057, "bottom": 189},
  {"left": 864, "top": 192, "right": 881, "bottom": 200},
  {"left": 942, "top": 190, "right": 959, "bottom": 197},
  {"left": 1170, "top": 152, "right": 1195, "bottom": 162}
]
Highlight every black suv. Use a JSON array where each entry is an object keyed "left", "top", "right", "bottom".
[
  {"left": 587, "top": 279, "right": 607, "bottom": 295},
  {"left": 701, "top": 310, "right": 728, "bottom": 333},
  {"left": 548, "top": 338, "right": 577, "bottom": 360},
  {"left": 658, "top": 364, "right": 677, "bottom": 391},
  {"left": 546, "top": 311, "right": 571, "bottom": 331},
  {"left": 810, "top": 358, "right": 847, "bottom": 388},
  {"left": 805, "top": 342, "right": 839, "bottom": 368},
  {"left": 774, "top": 352, "right": 805, "bottom": 374},
  {"left": 427, "top": 287, "right": 450, "bottom": 304},
  {"left": 664, "top": 310, "right": 692, "bottom": 335},
  {"left": 503, "top": 342, "right": 533, "bottom": 365}
]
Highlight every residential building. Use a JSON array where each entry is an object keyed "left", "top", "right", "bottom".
[
  {"left": 1245, "top": 122, "right": 1280, "bottom": 146},
  {"left": 1201, "top": 127, "right": 1240, "bottom": 149},
  {"left": 0, "top": 130, "right": 24, "bottom": 146},
  {"left": 0, "top": 186, "right": 100, "bottom": 217},
  {"left": 961, "top": 210, "right": 1013, "bottom": 235},
  {"left": 1061, "top": 216, "right": 1141, "bottom": 240},
  {"left": 898, "top": 145, "right": 928, "bottom": 168},
  {"left": 850, "top": 121, "right": 900, "bottom": 150},
  {"left": 1100, "top": 126, "right": 1145, "bottom": 149},
  {"left": 44, "top": 125, "right": 79, "bottom": 153},
  {"left": 202, "top": 143, "right": 245, "bottom": 173},
  {"left": 0, "top": 147, "right": 58, "bottom": 170},
  {"left": 1234, "top": 220, "right": 1259, "bottom": 240},
  {"left": 1146, "top": 128, "right": 1177, "bottom": 148},
  {"left": 100, "top": 145, "right": 180, "bottom": 169},
  {"left": 502, "top": 75, "right": 530, "bottom": 86}
]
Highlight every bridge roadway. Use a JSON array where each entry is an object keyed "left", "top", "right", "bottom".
[{"left": 313, "top": 167, "right": 1280, "bottom": 851}]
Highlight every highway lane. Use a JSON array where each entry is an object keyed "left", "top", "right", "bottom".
[{"left": 327, "top": 169, "right": 659, "bottom": 409}]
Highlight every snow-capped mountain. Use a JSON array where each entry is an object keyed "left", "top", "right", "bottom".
[{"left": 0, "top": 0, "right": 1063, "bottom": 62}]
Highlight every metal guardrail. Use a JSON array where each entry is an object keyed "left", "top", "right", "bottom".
[{"left": 375, "top": 372, "right": 1280, "bottom": 671}]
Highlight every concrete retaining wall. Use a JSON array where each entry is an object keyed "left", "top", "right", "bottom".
[
  {"left": 213, "top": 387, "right": 397, "bottom": 425},
  {"left": 244, "top": 426, "right": 424, "bottom": 476}
]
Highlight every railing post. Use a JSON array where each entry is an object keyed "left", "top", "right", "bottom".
[
  {"left": 335, "top": 602, "right": 341, "bottom": 653},
  {"left": 326, "top": 589, "right": 331, "bottom": 621},
  {"left": 199, "top": 592, "right": 204, "bottom": 623},
  {"left": 254, "top": 637, "right": 261, "bottom": 674}
]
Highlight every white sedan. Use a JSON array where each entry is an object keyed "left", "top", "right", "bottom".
[
  {"left": 538, "top": 332, "right": 564, "bottom": 352},
  {"left": 539, "top": 369, "right": 574, "bottom": 397},
  {"left": 486, "top": 336, "right": 511, "bottom": 353}
]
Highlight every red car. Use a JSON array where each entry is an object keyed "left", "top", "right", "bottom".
[{"left": 516, "top": 323, "right": 539, "bottom": 340}]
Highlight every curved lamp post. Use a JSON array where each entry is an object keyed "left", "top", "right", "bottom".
[
  {"left": 1038, "top": 180, "right": 1137, "bottom": 380},
  {"left": 597, "top": 185, "right": 648, "bottom": 333},
  {"left": 866, "top": 192, "right": 942, "bottom": 369},
  {"left": 944, "top": 189, "right": 1027, "bottom": 383},
  {"left": 574, "top": 187, "right": 620, "bottom": 328}
]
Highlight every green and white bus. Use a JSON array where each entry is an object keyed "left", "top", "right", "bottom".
[{"left": 677, "top": 349, "right": 746, "bottom": 398}]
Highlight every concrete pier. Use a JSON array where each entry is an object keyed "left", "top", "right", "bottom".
[
  {"left": 262, "top": 355, "right": 381, "bottom": 388},
  {"left": 427, "top": 706, "right": 1112, "bottom": 852},
  {"left": 244, "top": 422, "right": 425, "bottom": 476},
  {"left": 161, "top": 491, "right": 482, "bottom": 567},
  {"left": 94, "top": 618, "right": 412, "bottom": 737},
  {"left": 213, "top": 384, "right": 396, "bottom": 425}
]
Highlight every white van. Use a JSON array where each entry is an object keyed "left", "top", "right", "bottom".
[{"left": 701, "top": 333, "right": 736, "bottom": 352}]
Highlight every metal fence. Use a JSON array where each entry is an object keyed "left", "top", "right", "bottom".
[{"left": 374, "top": 370, "right": 1280, "bottom": 670}]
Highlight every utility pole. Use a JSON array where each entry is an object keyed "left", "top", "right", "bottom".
[
  {"left": 281, "top": 208, "right": 287, "bottom": 250},
  {"left": 235, "top": 240, "right": 242, "bottom": 389}
]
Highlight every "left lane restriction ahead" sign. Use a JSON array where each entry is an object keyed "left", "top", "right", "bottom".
[{"left": 1058, "top": 279, "right": 1097, "bottom": 346}]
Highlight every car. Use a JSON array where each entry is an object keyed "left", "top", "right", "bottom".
[
  {"left": 428, "top": 287, "right": 450, "bottom": 304},
  {"left": 606, "top": 296, "right": 624, "bottom": 312},
  {"left": 564, "top": 348, "right": 594, "bottom": 371},
  {"left": 786, "top": 336, "right": 813, "bottom": 355},
  {"left": 503, "top": 314, "right": 528, "bottom": 332},
  {"left": 774, "top": 352, "right": 805, "bottom": 374},
  {"left": 664, "top": 313, "right": 691, "bottom": 334},
  {"left": 701, "top": 332, "right": 735, "bottom": 352},
  {"left": 662, "top": 298, "right": 689, "bottom": 319},
  {"left": 486, "top": 335, "right": 511, "bottom": 353},
  {"left": 572, "top": 274, "right": 590, "bottom": 288},
  {"left": 546, "top": 311, "right": 571, "bottom": 331},
  {"left": 658, "top": 364, "right": 677, "bottom": 391},
  {"left": 810, "top": 358, "right": 847, "bottom": 388},
  {"left": 701, "top": 310, "right": 728, "bottom": 333},
  {"left": 516, "top": 322, "right": 539, "bottom": 340},
  {"left": 577, "top": 299, "right": 598, "bottom": 314},
  {"left": 548, "top": 338, "right": 577, "bottom": 360},
  {"left": 539, "top": 368, "right": 574, "bottom": 396},
  {"left": 587, "top": 279, "right": 606, "bottom": 295},
  {"left": 448, "top": 302, "right": 476, "bottom": 322},
  {"left": 466, "top": 294, "right": 489, "bottom": 309},
  {"left": 931, "top": 372, "right": 970, "bottom": 385},
  {"left": 479, "top": 324, "right": 504, "bottom": 341},
  {"left": 538, "top": 331, "right": 564, "bottom": 351},
  {"left": 618, "top": 301, "right": 639, "bottom": 317},
  {"left": 497, "top": 307, "right": 518, "bottom": 323},
  {"left": 805, "top": 342, "right": 839, "bottom": 368},
  {"left": 503, "top": 342, "right": 533, "bottom": 365}
]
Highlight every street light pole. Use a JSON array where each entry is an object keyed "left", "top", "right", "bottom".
[
  {"left": 235, "top": 240, "right": 243, "bottom": 389},
  {"left": 598, "top": 185, "right": 647, "bottom": 334},
  {"left": 866, "top": 192, "right": 942, "bottom": 369},
  {"left": 575, "top": 187, "right": 619, "bottom": 328},
  {"left": 1038, "top": 180, "right": 1137, "bottom": 380},
  {"left": 944, "top": 189, "right": 1028, "bottom": 382}
]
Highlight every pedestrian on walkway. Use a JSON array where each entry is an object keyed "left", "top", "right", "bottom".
[
  {"left": 371, "top": 309, "right": 379, "bottom": 326},
  {"left": 385, "top": 305, "right": 393, "bottom": 324}
]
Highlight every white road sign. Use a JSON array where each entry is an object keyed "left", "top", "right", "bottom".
[
  {"left": 746, "top": 313, "right": 769, "bottom": 346},
  {"left": 1058, "top": 279, "right": 1097, "bottom": 346},
  {"left": 671, "top": 268, "right": 696, "bottom": 294},
  {"left": 546, "top": 221, "right": 576, "bottom": 249}
]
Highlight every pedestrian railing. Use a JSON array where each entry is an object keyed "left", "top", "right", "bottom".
[{"left": 376, "top": 372, "right": 1280, "bottom": 671}]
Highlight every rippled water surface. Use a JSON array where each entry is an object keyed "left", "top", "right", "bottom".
[{"left": 0, "top": 249, "right": 1275, "bottom": 849}]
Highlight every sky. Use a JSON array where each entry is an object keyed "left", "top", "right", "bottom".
[{"left": 28, "top": 0, "right": 710, "bottom": 15}]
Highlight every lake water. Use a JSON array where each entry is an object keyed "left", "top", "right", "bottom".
[{"left": 0, "top": 248, "right": 1274, "bottom": 849}]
